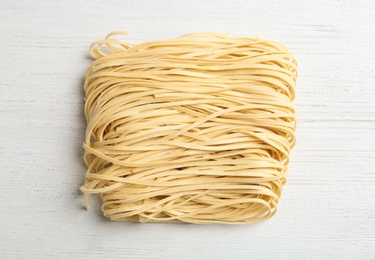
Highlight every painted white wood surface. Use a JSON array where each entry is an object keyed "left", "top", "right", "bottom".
[{"left": 1, "top": 0, "right": 374, "bottom": 259}]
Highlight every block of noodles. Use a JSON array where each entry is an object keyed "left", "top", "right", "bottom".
[{"left": 80, "top": 32, "right": 297, "bottom": 224}]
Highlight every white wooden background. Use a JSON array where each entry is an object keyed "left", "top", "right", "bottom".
[{"left": 1, "top": 0, "right": 374, "bottom": 259}]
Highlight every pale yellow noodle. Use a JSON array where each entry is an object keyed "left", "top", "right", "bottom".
[{"left": 80, "top": 31, "right": 297, "bottom": 224}]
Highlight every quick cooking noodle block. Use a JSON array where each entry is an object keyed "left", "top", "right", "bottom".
[{"left": 80, "top": 32, "right": 297, "bottom": 224}]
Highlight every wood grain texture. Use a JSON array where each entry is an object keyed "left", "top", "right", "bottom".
[{"left": 0, "top": 0, "right": 374, "bottom": 259}]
